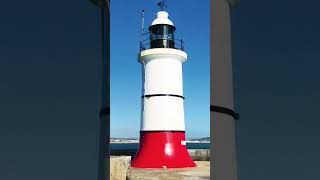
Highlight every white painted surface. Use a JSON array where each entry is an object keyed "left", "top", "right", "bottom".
[
  {"left": 151, "top": 11, "right": 174, "bottom": 26},
  {"left": 139, "top": 48, "right": 187, "bottom": 63},
  {"left": 181, "top": 140, "right": 187, "bottom": 145},
  {"left": 139, "top": 48, "right": 188, "bottom": 131},
  {"left": 144, "top": 58, "right": 183, "bottom": 95},
  {"left": 141, "top": 96, "right": 185, "bottom": 131}
]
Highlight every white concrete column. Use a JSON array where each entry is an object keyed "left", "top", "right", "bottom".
[{"left": 139, "top": 48, "right": 187, "bottom": 131}]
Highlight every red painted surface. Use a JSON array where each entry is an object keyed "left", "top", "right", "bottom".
[{"left": 131, "top": 131, "right": 196, "bottom": 168}]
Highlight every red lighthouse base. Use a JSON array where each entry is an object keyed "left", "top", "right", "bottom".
[{"left": 131, "top": 131, "right": 196, "bottom": 168}]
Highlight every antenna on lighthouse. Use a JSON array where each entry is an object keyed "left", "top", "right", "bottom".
[
  {"left": 141, "top": 10, "right": 145, "bottom": 34},
  {"left": 157, "top": 0, "right": 167, "bottom": 11}
]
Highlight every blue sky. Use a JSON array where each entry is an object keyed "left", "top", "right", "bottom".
[
  {"left": 110, "top": 0, "right": 210, "bottom": 138},
  {"left": 1, "top": 0, "right": 320, "bottom": 179}
]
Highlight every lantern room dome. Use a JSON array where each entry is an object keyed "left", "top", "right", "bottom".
[{"left": 151, "top": 11, "right": 174, "bottom": 26}]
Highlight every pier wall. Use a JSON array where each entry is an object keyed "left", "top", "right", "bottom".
[
  {"left": 110, "top": 149, "right": 210, "bottom": 179},
  {"left": 110, "top": 149, "right": 210, "bottom": 161},
  {"left": 110, "top": 156, "right": 131, "bottom": 180}
]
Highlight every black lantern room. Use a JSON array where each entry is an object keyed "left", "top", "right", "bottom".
[{"left": 149, "top": 24, "right": 176, "bottom": 49}]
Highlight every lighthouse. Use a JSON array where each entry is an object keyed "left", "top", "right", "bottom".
[{"left": 131, "top": 10, "right": 196, "bottom": 168}]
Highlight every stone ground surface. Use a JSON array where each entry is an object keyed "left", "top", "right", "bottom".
[
  {"left": 126, "top": 161, "right": 210, "bottom": 180},
  {"left": 188, "top": 149, "right": 210, "bottom": 161},
  {"left": 110, "top": 156, "right": 131, "bottom": 180}
]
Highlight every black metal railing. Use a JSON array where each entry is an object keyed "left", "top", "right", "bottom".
[{"left": 140, "top": 37, "right": 185, "bottom": 51}]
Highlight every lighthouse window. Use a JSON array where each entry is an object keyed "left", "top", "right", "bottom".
[{"left": 150, "top": 25, "right": 175, "bottom": 41}]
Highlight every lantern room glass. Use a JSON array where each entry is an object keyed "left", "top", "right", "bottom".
[
  {"left": 150, "top": 24, "right": 175, "bottom": 41},
  {"left": 149, "top": 24, "right": 176, "bottom": 49}
]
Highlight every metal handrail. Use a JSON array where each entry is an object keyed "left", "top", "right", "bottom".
[{"left": 140, "top": 38, "right": 185, "bottom": 51}]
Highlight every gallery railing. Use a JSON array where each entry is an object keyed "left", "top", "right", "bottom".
[{"left": 140, "top": 37, "right": 185, "bottom": 51}]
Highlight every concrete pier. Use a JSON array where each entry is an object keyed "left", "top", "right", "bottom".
[
  {"left": 110, "top": 156, "right": 131, "bottom": 180},
  {"left": 188, "top": 149, "right": 210, "bottom": 161},
  {"left": 127, "top": 161, "right": 210, "bottom": 180},
  {"left": 109, "top": 149, "right": 210, "bottom": 180}
]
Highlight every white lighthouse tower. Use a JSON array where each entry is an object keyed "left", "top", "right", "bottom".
[{"left": 131, "top": 9, "right": 196, "bottom": 168}]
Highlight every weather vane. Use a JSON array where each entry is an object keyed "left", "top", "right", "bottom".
[{"left": 157, "top": 0, "right": 167, "bottom": 11}]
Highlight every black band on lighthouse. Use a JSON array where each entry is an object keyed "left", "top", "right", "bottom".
[
  {"left": 210, "top": 105, "right": 239, "bottom": 120},
  {"left": 99, "top": 107, "right": 110, "bottom": 117},
  {"left": 142, "top": 94, "right": 185, "bottom": 99}
]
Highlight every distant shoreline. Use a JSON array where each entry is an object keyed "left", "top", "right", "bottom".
[{"left": 110, "top": 142, "right": 138, "bottom": 144}]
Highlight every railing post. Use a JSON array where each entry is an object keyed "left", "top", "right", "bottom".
[
  {"left": 181, "top": 39, "right": 184, "bottom": 51},
  {"left": 140, "top": 41, "right": 142, "bottom": 51}
]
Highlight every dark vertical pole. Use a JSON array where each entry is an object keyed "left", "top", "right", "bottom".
[
  {"left": 211, "top": 0, "right": 239, "bottom": 180},
  {"left": 97, "top": 1, "right": 110, "bottom": 180}
]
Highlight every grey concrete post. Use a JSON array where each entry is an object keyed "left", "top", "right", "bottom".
[
  {"left": 211, "top": 0, "right": 239, "bottom": 180},
  {"left": 89, "top": 1, "right": 110, "bottom": 180}
]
